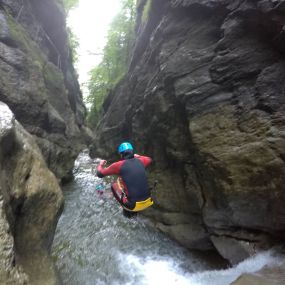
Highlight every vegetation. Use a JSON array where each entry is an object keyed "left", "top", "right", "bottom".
[
  {"left": 61, "top": 0, "right": 79, "bottom": 64},
  {"left": 67, "top": 27, "right": 79, "bottom": 64},
  {"left": 142, "top": 0, "right": 152, "bottom": 22},
  {"left": 86, "top": 0, "right": 136, "bottom": 128},
  {"left": 62, "top": 0, "right": 79, "bottom": 12}
]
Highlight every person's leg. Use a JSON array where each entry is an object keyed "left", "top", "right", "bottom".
[
  {"left": 111, "top": 182, "right": 137, "bottom": 217},
  {"left": 111, "top": 182, "right": 123, "bottom": 204}
]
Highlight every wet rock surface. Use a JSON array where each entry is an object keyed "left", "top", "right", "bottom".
[
  {"left": 0, "top": 102, "right": 63, "bottom": 284},
  {"left": 230, "top": 264, "right": 285, "bottom": 285},
  {"left": 0, "top": 0, "right": 89, "bottom": 181},
  {"left": 92, "top": 0, "right": 285, "bottom": 263},
  {"left": 0, "top": 0, "right": 88, "bottom": 283}
]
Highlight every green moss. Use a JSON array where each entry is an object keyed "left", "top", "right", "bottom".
[
  {"left": 43, "top": 62, "right": 65, "bottom": 92},
  {"left": 6, "top": 13, "right": 28, "bottom": 49},
  {"left": 142, "top": 0, "right": 152, "bottom": 23},
  {"left": 5, "top": 11, "right": 66, "bottom": 94},
  {"left": 136, "top": 0, "right": 142, "bottom": 7},
  {"left": 6, "top": 12, "right": 45, "bottom": 65}
]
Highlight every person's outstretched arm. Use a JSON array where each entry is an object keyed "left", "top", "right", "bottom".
[{"left": 97, "top": 160, "right": 123, "bottom": 178}]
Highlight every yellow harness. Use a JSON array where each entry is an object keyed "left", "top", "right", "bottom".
[
  {"left": 117, "top": 178, "right": 154, "bottom": 212},
  {"left": 123, "top": 197, "right": 154, "bottom": 212}
]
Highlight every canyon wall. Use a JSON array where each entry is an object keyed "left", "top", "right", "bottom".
[
  {"left": 0, "top": 0, "right": 88, "bottom": 182},
  {"left": 0, "top": 0, "right": 89, "bottom": 283},
  {"left": 0, "top": 103, "right": 63, "bottom": 284},
  {"left": 92, "top": 0, "right": 285, "bottom": 263}
]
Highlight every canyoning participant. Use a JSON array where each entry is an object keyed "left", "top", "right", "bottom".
[{"left": 96, "top": 142, "right": 153, "bottom": 217}]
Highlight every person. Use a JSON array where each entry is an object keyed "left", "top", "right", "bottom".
[{"left": 96, "top": 142, "right": 153, "bottom": 218}]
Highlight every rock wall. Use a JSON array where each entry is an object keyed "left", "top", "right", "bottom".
[
  {"left": 0, "top": 102, "right": 63, "bottom": 284},
  {"left": 92, "top": 0, "right": 285, "bottom": 263},
  {"left": 0, "top": 0, "right": 88, "bottom": 181},
  {"left": 0, "top": 0, "right": 89, "bottom": 283}
]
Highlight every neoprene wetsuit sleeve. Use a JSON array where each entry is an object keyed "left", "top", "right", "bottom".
[
  {"left": 96, "top": 160, "right": 106, "bottom": 178},
  {"left": 136, "top": 155, "right": 152, "bottom": 167},
  {"left": 96, "top": 161, "right": 123, "bottom": 177},
  {"left": 96, "top": 170, "right": 104, "bottom": 178}
]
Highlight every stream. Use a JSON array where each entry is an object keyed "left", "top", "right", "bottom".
[{"left": 52, "top": 151, "right": 283, "bottom": 285}]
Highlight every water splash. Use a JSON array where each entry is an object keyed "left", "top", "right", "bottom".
[
  {"left": 191, "top": 250, "right": 285, "bottom": 285},
  {"left": 117, "top": 250, "right": 283, "bottom": 285}
]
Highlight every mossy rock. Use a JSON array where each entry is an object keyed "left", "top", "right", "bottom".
[
  {"left": 43, "top": 62, "right": 65, "bottom": 93},
  {"left": 142, "top": 0, "right": 152, "bottom": 23},
  {"left": 6, "top": 11, "right": 45, "bottom": 63}
]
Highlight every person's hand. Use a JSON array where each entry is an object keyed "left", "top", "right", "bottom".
[{"left": 100, "top": 160, "right": 107, "bottom": 166}]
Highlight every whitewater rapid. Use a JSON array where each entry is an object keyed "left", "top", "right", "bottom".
[{"left": 52, "top": 151, "right": 283, "bottom": 285}]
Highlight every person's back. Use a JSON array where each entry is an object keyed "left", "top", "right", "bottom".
[{"left": 120, "top": 157, "right": 150, "bottom": 207}]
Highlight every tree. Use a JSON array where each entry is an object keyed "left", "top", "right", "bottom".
[
  {"left": 86, "top": 0, "right": 136, "bottom": 129},
  {"left": 61, "top": 0, "right": 79, "bottom": 64},
  {"left": 67, "top": 27, "right": 79, "bottom": 64},
  {"left": 62, "top": 0, "right": 79, "bottom": 12}
]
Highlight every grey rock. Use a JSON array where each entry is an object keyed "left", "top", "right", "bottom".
[
  {"left": 0, "top": 102, "right": 63, "bottom": 284},
  {"left": 92, "top": 0, "right": 285, "bottom": 263},
  {"left": 0, "top": 11, "right": 10, "bottom": 41},
  {"left": 230, "top": 265, "right": 285, "bottom": 285},
  {"left": 210, "top": 235, "right": 257, "bottom": 265},
  {"left": 0, "top": 200, "right": 29, "bottom": 285},
  {"left": 157, "top": 223, "right": 213, "bottom": 250},
  {"left": 0, "top": 0, "right": 88, "bottom": 182}
]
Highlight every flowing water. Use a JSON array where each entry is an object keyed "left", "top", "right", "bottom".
[{"left": 52, "top": 151, "right": 284, "bottom": 285}]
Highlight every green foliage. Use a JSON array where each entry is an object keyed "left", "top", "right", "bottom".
[
  {"left": 61, "top": 0, "right": 79, "bottom": 63},
  {"left": 142, "top": 0, "right": 152, "bottom": 22},
  {"left": 43, "top": 62, "right": 65, "bottom": 92},
  {"left": 67, "top": 27, "right": 79, "bottom": 64},
  {"left": 86, "top": 0, "right": 136, "bottom": 129},
  {"left": 62, "top": 0, "right": 79, "bottom": 12}
]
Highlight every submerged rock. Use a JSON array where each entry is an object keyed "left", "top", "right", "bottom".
[
  {"left": 92, "top": 0, "right": 285, "bottom": 263},
  {"left": 231, "top": 264, "right": 285, "bottom": 285},
  {"left": 0, "top": 102, "right": 63, "bottom": 284}
]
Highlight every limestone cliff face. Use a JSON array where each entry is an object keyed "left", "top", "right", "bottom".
[
  {"left": 0, "top": 0, "right": 88, "bottom": 181},
  {"left": 92, "top": 0, "right": 285, "bottom": 263},
  {"left": 0, "top": 102, "right": 63, "bottom": 284},
  {"left": 0, "top": 0, "right": 87, "bottom": 283}
]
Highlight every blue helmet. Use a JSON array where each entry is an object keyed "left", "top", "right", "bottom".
[{"left": 118, "top": 142, "right": 133, "bottom": 154}]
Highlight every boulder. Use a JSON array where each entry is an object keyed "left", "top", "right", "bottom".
[
  {"left": 210, "top": 236, "right": 256, "bottom": 265},
  {"left": 157, "top": 223, "right": 213, "bottom": 250},
  {"left": 0, "top": 102, "right": 63, "bottom": 284}
]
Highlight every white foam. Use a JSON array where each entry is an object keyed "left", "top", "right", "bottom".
[
  {"left": 118, "top": 250, "right": 283, "bottom": 285},
  {"left": 0, "top": 102, "right": 14, "bottom": 136},
  {"left": 188, "top": 250, "right": 283, "bottom": 285},
  {"left": 124, "top": 255, "right": 191, "bottom": 285}
]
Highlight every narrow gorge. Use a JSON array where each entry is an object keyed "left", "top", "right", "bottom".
[{"left": 0, "top": 0, "right": 285, "bottom": 284}]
